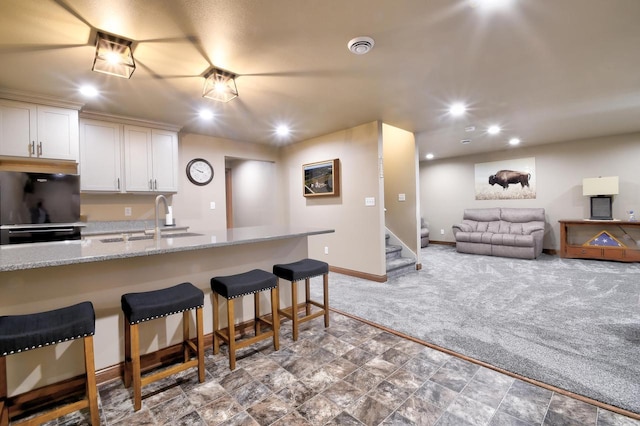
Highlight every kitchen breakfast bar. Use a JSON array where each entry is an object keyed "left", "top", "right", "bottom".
[{"left": 0, "top": 225, "right": 333, "bottom": 398}]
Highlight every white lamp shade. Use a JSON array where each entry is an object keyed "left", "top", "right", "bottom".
[{"left": 582, "top": 176, "right": 619, "bottom": 196}]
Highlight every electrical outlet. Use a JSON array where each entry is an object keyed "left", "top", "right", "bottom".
[
  {"left": 440, "top": 229, "right": 445, "bottom": 235},
  {"left": 324, "top": 246, "right": 329, "bottom": 255},
  {"left": 124, "top": 207, "right": 132, "bottom": 217}
]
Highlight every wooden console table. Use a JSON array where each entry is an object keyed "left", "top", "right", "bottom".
[{"left": 559, "top": 219, "right": 640, "bottom": 262}]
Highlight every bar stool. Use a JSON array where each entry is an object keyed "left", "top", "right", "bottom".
[
  {"left": 210, "top": 269, "right": 279, "bottom": 370},
  {"left": 273, "top": 258, "right": 329, "bottom": 341},
  {"left": 121, "top": 282, "right": 204, "bottom": 411},
  {"left": 0, "top": 301, "right": 100, "bottom": 425}
]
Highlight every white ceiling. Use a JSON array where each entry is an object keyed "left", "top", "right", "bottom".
[{"left": 1, "top": 0, "right": 639, "bottom": 160}]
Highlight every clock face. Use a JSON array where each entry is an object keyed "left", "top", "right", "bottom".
[{"left": 186, "top": 158, "right": 213, "bottom": 185}]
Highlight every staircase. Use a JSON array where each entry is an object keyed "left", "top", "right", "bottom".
[{"left": 385, "top": 234, "right": 416, "bottom": 280}]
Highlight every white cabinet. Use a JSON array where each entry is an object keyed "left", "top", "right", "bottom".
[
  {"left": 123, "top": 125, "right": 178, "bottom": 192},
  {"left": 0, "top": 99, "right": 78, "bottom": 161},
  {"left": 79, "top": 119, "right": 123, "bottom": 192}
]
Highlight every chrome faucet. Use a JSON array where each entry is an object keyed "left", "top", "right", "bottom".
[{"left": 154, "top": 195, "right": 170, "bottom": 240}]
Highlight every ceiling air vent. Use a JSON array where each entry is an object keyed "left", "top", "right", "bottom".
[{"left": 347, "top": 36, "right": 375, "bottom": 55}]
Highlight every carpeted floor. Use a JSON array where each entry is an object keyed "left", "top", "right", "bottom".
[{"left": 311, "top": 244, "right": 640, "bottom": 415}]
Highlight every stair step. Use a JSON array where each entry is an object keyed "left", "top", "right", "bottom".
[
  {"left": 385, "top": 244, "right": 402, "bottom": 260},
  {"left": 386, "top": 256, "right": 416, "bottom": 279}
]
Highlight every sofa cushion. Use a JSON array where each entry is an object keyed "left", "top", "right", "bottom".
[
  {"left": 490, "top": 233, "right": 534, "bottom": 247},
  {"left": 500, "top": 208, "right": 545, "bottom": 223},
  {"left": 454, "top": 231, "right": 496, "bottom": 244},
  {"left": 463, "top": 208, "right": 501, "bottom": 222}
]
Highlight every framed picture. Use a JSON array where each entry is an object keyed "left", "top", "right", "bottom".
[
  {"left": 474, "top": 157, "right": 536, "bottom": 200},
  {"left": 303, "top": 159, "right": 340, "bottom": 197}
]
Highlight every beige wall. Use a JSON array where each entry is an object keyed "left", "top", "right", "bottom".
[
  {"left": 382, "top": 123, "right": 419, "bottom": 257},
  {"left": 227, "top": 159, "right": 279, "bottom": 227},
  {"left": 281, "top": 121, "right": 386, "bottom": 276},
  {"left": 420, "top": 132, "right": 640, "bottom": 250}
]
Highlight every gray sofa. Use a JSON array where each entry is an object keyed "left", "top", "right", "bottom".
[
  {"left": 421, "top": 218, "right": 429, "bottom": 247},
  {"left": 452, "top": 208, "right": 545, "bottom": 259}
]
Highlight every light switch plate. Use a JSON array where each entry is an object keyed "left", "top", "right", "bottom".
[
  {"left": 398, "top": 193, "right": 406, "bottom": 201},
  {"left": 210, "top": 202, "right": 216, "bottom": 209},
  {"left": 365, "top": 197, "right": 375, "bottom": 206}
]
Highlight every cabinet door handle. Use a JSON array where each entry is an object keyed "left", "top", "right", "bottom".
[
  {"left": 154, "top": 179, "right": 157, "bottom": 190},
  {"left": 29, "top": 141, "right": 35, "bottom": 156},
  {"left": 37, "top": 141, "right": 42, "bottom": 157},
  {"left": 149, "top": 179, "right": 153, "bottom": 190},
  {"left": 117, "top": 178, "right": 120, "bottom": 190}
]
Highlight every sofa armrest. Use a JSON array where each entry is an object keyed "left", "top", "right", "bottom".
[
  {"left": 452, "top": 223, "right": 472, "bottom": 236},
  {"left": 522, "top": 222, "right": 545, "bottom": 235}
]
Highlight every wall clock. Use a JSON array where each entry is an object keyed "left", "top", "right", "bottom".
[{"left": 186, "top": 158, "right": 214, "bottom": 186}]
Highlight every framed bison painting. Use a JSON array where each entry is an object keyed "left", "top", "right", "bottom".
[{"left": 474, "top": 157, "right": 536, "bottom": 200}]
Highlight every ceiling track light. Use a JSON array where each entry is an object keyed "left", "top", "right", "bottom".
[
  {"left": 92, "top": 31, "right": 136, "bottom": 79},
  {"left": 202, "top": 67, "right": 238, "bottom": 102}
]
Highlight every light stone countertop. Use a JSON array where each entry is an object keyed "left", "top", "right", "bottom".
[{"left": 0, "top": 226, "right": 333, "bottom": 272}]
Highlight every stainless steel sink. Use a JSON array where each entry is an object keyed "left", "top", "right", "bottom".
[{"left": 100, "top": 232, "right": 203, "bottom": 243}]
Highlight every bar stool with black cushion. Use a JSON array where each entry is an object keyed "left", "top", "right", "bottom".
[
  {"left": 121, "top": 282, "right": 205, "bottom": 411},
  {"left": 210, "top": 269, "right": 279, "bottom": 370},
  {"left": 273, "top": 258, "right": 329, "bottom": 341},
  {"left": 0, "top": 301, "right": 100, "bottom": 426}
]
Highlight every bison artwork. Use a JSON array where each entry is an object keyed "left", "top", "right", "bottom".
[{"left": 488, "top": 170, "right": 531, "bottom": 189}]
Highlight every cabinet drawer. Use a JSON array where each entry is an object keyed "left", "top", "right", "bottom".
[
  {"left": 622, "top": 249, "right": 640, "bottom": 262},
  {"left": 566, "top": 246, "right": 602, "bottom": 258},
  {"left": 602, "top": 248, "right": 625, "bottom": 260}
]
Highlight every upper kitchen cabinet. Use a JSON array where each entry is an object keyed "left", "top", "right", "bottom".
[
  {"left": 79, "top": 119, "right": 123, "bottom": 192},
  {"left": 123, "top": 125, "right": 178, "bottom": 193},
  {"left": 0, "top": 99, "right": 79, "bottom": 161}
]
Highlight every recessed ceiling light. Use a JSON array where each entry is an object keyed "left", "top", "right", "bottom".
[
  {"left": 487, "top": 125, "right": 501, "bottom": 135},
  {"left": 79, "top": 85, "right": 98, "bottom": 97},
  {"left": 425, "top": 153, "right": 434, "bottom": 160},
  {"left": 509, "top": 137, "right": 521, "bottom": 146},
  {"left": 276, "top": 125, "right": 290, "bottom": 137},
  {"left": 449, "top": 103, "right": 466, "bottom": 117},
  {"left": 199, "top": 109, "right": 214, "bottom": 120},
  {"left": 471, "top": 0, "right": 512, "bottom": 10}
]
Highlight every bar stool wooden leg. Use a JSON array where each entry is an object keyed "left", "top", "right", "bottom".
[
  {"left": 254, "top": 292, "right": 261, "bottom": 336},
  {"left": 83, "top": 336, "right": 100, "bottom": 426},
  {"left": 196, "top": 307, "right": 205, "bottom": 383},
  {"left": 291, "top": 279, "right": 299, "bottom": 341},
  {"left": 227, "top": 298, "right": 236, "bottom": 370},
  {"left": 271, "top": 286, "right": 280, "bottom": 350},
  {"left": 305, "top": 278, "right": 311, "bottom": 316},
  {"left": 1, "top": 356, "right": 8, "bottom": 426},
  {"left": 213, "top": 292, "right": 220, "bottom": 355},
  {"left": 182, "top": 311, "right": 190, "bottom": 363},
  {"left": 123, "top": 321, "right": 132, "bottom": 388},
  {"left": 131, "top": 323, "right": 142, "bottom": 411},
  {"left": 323, "top": 273, "right": 330, "bottom": 327}
]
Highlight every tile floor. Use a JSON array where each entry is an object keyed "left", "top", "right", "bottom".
[{"left": 28, "top": 312, "right": 640, "bottom": 425}]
